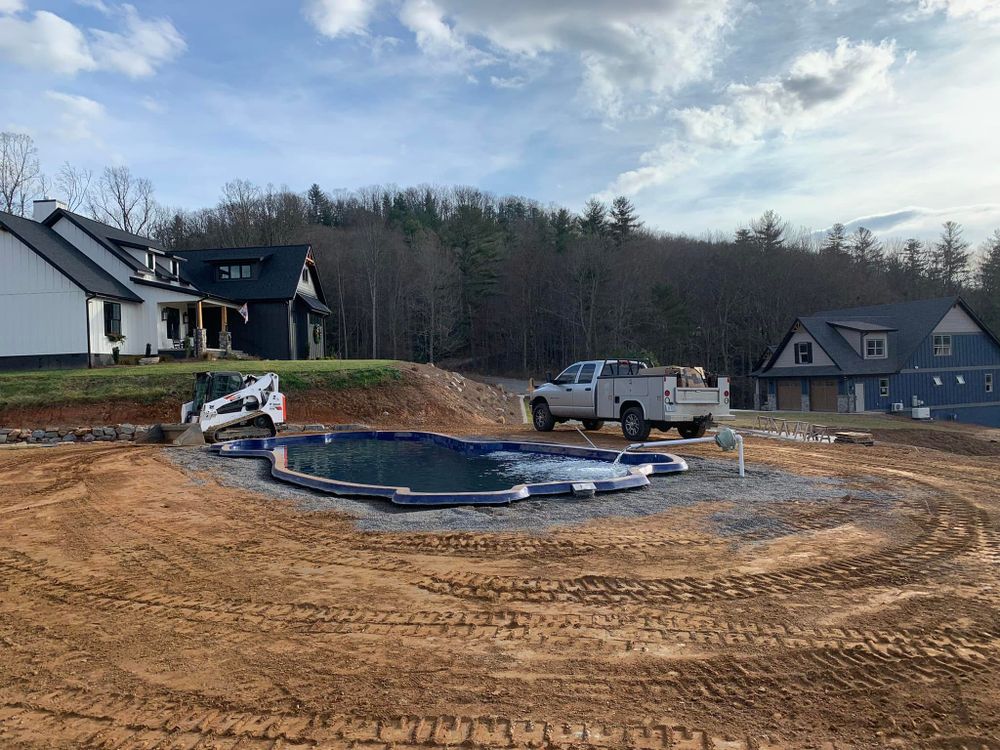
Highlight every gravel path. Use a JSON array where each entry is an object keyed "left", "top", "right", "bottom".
[{"left": 167, "top": 446, "right": 894, "bottom": 535}]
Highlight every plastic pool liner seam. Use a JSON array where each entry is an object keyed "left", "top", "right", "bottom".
[{"left": 213, "top": 430, "right": 687, "bottom": 506}]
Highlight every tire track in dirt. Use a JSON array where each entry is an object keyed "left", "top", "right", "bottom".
[
  {"left": 415, "top": 495, "right": 981, "bottom": 606},
  {"left": 0, "top": 684, "right": 748, "bottom": 750},
  {"left": 2, "top": 547, "right": 996, "bottom": 660}
]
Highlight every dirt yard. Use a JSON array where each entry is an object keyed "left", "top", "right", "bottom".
[{"left": 1, "top": 426, "right": 998, "bottom": 749}]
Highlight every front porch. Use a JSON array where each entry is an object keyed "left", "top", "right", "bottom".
[{"left": 157, "top": 299, "right": 241, "bottom": 357}]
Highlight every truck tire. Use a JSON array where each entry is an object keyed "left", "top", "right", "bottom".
[
  {"left": 677, "top": 421, "right": 707, "bottom": 439},
  {"left": 581, "top": 419, "right": 604, "bottom": 431},
  {"left": 532, "top": 401, "right": 556, "bottom": 432},
  {"left": 621, "top": 407, "right": 651, "bottom": 442}
]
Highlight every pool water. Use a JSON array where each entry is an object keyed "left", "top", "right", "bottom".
[{"left": 283, "top": 438, "right": 630, "bottom": 493}]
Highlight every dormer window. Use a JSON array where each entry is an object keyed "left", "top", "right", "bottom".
[
  {"left": 145, "top": 251, "right": 155, "bottom": 271},
  {"left": 794, "top": 341, "right": 812, "bottom": 364},
  {"left": 865, "top": 335, "right": 886, "bottom": 359},
  {"left": 218, "top": 263, "right": 253, "bottom": 280},
  {"left": 170, "top": 259, "right": 179, "bottom": 277}
]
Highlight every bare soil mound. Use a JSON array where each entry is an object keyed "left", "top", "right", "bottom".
[
  {"left": 872, "top": 427, "right": 1000, "bottom": 456},
  {"left": 0, "top": 362, "right": 522, "bottom": 429}
]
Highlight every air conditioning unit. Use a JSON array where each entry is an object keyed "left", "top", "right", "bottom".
[
  {"left": 912, "top": 407, "right": 931, "bottom": 420},
  {"left": 891, "top": 402, "right": 904, "bottom": 413}
]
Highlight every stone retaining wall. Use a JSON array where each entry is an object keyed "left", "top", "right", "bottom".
[{"left": 0, "top": 424, "right": 146, "bottom": 445}]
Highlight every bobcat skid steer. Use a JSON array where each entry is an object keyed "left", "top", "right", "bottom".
[{"left": 143, "top": 371, "right": 286, "bottom": 445}]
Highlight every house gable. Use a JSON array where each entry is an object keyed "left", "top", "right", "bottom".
[{"left": 772, "top": 327, "right": 834, "bottom": 368}]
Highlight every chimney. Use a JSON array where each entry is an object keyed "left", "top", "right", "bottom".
[{"left": 33, "top": 198, "right": 67, "bottom": 223}]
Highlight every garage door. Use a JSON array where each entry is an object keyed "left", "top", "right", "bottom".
[
  {"left": 809, "top": 378, "right": 839, "bottom": 412},
  {"left": 777, "top": 380, "right": 801, "bottom": 411}
]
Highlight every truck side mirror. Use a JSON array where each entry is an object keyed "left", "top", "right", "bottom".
[{"left": 546, "top": 371, "right": 553, "bottom": 383}]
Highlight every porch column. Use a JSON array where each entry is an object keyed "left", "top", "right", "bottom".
[
  {"left": 219, "top": 306, "right": 232, "bottom": 354},
  {"left": 194, "top": 300, "right": 207, "bottom": 357}
]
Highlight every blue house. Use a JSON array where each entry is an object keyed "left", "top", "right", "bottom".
[{"left": 752, "top": 296, "right": 1000, "bottom": 427}]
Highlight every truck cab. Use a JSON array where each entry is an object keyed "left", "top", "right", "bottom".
[{"left": 531, "top": 359, "right": 731, "bottom": 441}]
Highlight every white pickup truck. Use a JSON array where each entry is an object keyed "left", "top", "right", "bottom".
[{"left": 530, "top": 359, "right": 732, "bottom": 441}]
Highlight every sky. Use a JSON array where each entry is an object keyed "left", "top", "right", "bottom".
[{"left": 1, "top": 0, "right": 999, "bottom": 246}]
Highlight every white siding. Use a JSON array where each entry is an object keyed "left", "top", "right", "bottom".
[
  {"left": 88, "top": 285, "right": 205, "bottom": 356},
  {"left": 933, "top": 305, "right": 981, "bottom": 334},
  {"left": 774, "top": 329, "right": 834, "bottom": 367},
  {"left": 297, "top": 264, "right": 318, "bottom": 297},
  {"left": 50, "top": 217, "right": 135, "bottom": 285},
  {"left": 88, "top": 297, "right": 144, "bottom": 355},
  {"left": 0, "top": 229, "right": 88, "bottom": 356}
]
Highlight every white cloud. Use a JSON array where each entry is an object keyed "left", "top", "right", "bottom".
[
  {"left": 0, "top": 0, "right": 24, "bottom": 14},
  {"left": 303, "top": 0, "right": 738, "bottom": 118},
  {"left": 89, "top": 4, "right": 185, "bottom": 78},
  {"left": 899, "top": 0, "right": 1000, "bottom": 22},
  {"left": 75, "top": 0, "right": 111, "bottom": 14},
  {"left": 303, "top": 0, "right": 377, "bottom": 37},
  {"left": 815, "top": 204, "right": 1000, "bottom": 244},
  {"left": 45, "top": 90, "right": 105, "bottom": 142},
  {"left": 607, "top": 38, "right": 899, "bottom": 196},
  {"left": 0, "top": 3, "right": 183, "bottom": 78},
  {"left": 0, "top": 11, "right": 96, "bottom": 74}
]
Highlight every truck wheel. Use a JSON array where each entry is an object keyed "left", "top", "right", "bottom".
[
  {"left": 532, "top": 402, "right": 556, "bottom": 432},
  {"left": 581, "top": 419, "right": 604, "bottom": 431},
  {"left": 677, "top": 421, "right": 707, "bottom": 439},
  {"left": 621, "top": 407, "right": 651, "bottom": 442}
]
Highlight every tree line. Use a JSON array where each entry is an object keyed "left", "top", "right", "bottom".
[{"left": 3, "top": 131, "right": 999, "bottom": 406}]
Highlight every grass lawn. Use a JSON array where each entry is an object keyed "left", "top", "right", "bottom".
[{"left": 0, "top": 360, "right": 401, "bottom": 409}]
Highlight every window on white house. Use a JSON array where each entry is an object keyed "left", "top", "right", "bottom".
[
  {"left": 170, "top": 259, "right": 179, "bottom": 277},
  {"left": 933, "top": 334, "right": 952, "bottom": 356},
  {"left": 956, "top": 374, "right": 966, "bottom": 385},
  {"left": 879, "top": 378, "right": 889, "bottom": 397},
  {"left": 103, "top": 301, "right": 122, "bottom": 337},
  {"left": 145, "top": 252, "right": 155, "bottom": 271},
  {"left": 794, "top": 341, "right": 813, "bottom": 364},
  {"left": 987, "top": 373, "right": 994, "bottom": 393},
  {"left": 932, "top": 376, "right": 943, "bottom": 386},
  {"left": 865, "top": 336, "right": 886, "bottom": 359}
]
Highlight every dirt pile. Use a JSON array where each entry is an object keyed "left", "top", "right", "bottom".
[{"left": 0, "top": 362, "right": 524, "bottom": 429}]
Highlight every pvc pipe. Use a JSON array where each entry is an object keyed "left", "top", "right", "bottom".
[{"left": 628, "top": 433, "right": 746, "bottom": 478}]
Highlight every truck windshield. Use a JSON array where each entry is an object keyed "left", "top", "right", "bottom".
[{"left": 554, "top": 365, "right": 581, "bottom": 385}]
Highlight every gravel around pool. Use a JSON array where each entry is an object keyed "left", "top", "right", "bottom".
[{"left": 167, "top": 443, "right": 897, "bottom": 535}]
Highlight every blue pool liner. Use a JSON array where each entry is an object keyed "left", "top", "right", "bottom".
[{"left": 213, "top": 430, "right": 688, "bottom": 506}]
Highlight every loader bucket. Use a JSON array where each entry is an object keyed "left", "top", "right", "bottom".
[{"left": 139, "top": 423, "right": 206, "bottom": 446}]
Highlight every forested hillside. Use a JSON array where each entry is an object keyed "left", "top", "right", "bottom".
[
  {"left": 159, "top": 182, "right": 1000, "bottom": 405},
  {"left": 3, "top": 132, "right": 999, "bottom": 405}
]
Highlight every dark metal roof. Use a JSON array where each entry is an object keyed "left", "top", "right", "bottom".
[
  {"left": 43, "top": 209, "right": 167, "bottom": 273},
  {"left": 756, "top": 297, "right": 970, "bottom": 377},
  {"left": 297, "top": 292, "right": 332, "bottom": 316},
  {"left": 0, "top": 211, "right": 141, "bottom": 302},
  {"left": 173, "top": 245, "right": 325, "bottom": 303}
]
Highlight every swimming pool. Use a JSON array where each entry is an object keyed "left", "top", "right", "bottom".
[{"left": 214, "top": 431, "right": 687, "bottom": 506}]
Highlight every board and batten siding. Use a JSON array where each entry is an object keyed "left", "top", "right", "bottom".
[
  {"left": 772, "top": 329, "right": 834, "bottom": 368},
  {"left": 49, "top": 217, "right": 135, "bottom": 285},
  {"left": 0, "top": 228, "right": 87, "bottom": 356}
]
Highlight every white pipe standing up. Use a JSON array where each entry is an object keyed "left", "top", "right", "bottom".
[{"left": 628, "top": 431, "right": 745, "bottom": 478}]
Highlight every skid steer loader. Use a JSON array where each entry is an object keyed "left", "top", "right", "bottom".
[{"left": 144, "top": 371, "right": 286, "bottom": 445}]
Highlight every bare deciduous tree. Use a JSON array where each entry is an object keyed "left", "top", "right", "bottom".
[
  {"left": 54, "top": 162, "right": 93, "bottom": 212},
  {"left": 0, "top": 132, "right": 44, "bottom": 216},
  {"left": 88, "top": 165, "right": 161, "bottom": 236}
]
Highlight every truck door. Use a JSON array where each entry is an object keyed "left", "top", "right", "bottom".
[
  {"left": 567, "top": 362, "right": 598, "bottom": 416},
  {"left": 545, "top": 363, "right": 581, "bottom": 416}
]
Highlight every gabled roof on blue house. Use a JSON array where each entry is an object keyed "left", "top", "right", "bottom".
[{"left": 755, "top": 296, "right": 996, "bottom": 378}]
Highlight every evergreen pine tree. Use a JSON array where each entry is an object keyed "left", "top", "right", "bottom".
[
  {"left": 821, "top": 223, "right": 847, "bottom": 255},
  {"left": 931, "top": 220, "right": 971, "bottom": 293},
  {"left": 750, "top": 210, "right": 786, "bottom": 251},
  {"left": 849, "top": 226, "right": 883, "bottom": 269},
  {"left": 306, "top": 183, "right": 334, "bottom": 226},
  {"left": 609, "top": 195, "right": 642, "bottom": 247},
  {"left": 579, "top": 198, "right": 607, "bottom": 236}
]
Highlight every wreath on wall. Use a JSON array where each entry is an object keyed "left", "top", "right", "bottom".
[{"left": 312, "top": 323, "right": 322, "bottom": 345}]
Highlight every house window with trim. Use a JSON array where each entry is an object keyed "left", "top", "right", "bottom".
[
  {"left": 218, "top": 263, "right": 253, "bottom": 280},
  {"left": 145, "top": 251, "right": 155, "bottom": 271},
  {"left": 794, "top": 341, "right": 813, "bottom": 364},
  {"left": 865, "top": 335, "right": 886, "bottom": 359},
  {"left": 170, "top": 259, "right": 179, "bottom": 277},
  {"left": 879, "top": 378, "right": 889, "bottom": 397},
  {"left": 302, "top": 268, "right": 309, "bottom": 283},
  {"left": 987, "top": 373, "right": 994, "bottom": 393},
  {"left": 933, "top": 334, "right": 952, "bottom": 356},
  {"left": 103, "top": 301, "right": 122, "bottom": 337},
  {"left": 932, "top": 376, "right": 943, "bottom": 386}
]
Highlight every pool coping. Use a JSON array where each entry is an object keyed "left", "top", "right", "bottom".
[{"left": 213, "top": 430, "right": 688, "bottom": 506}]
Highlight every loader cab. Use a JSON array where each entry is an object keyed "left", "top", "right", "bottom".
[{"left": 191, "top": 371, "right": 245, "bottom": 412}]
